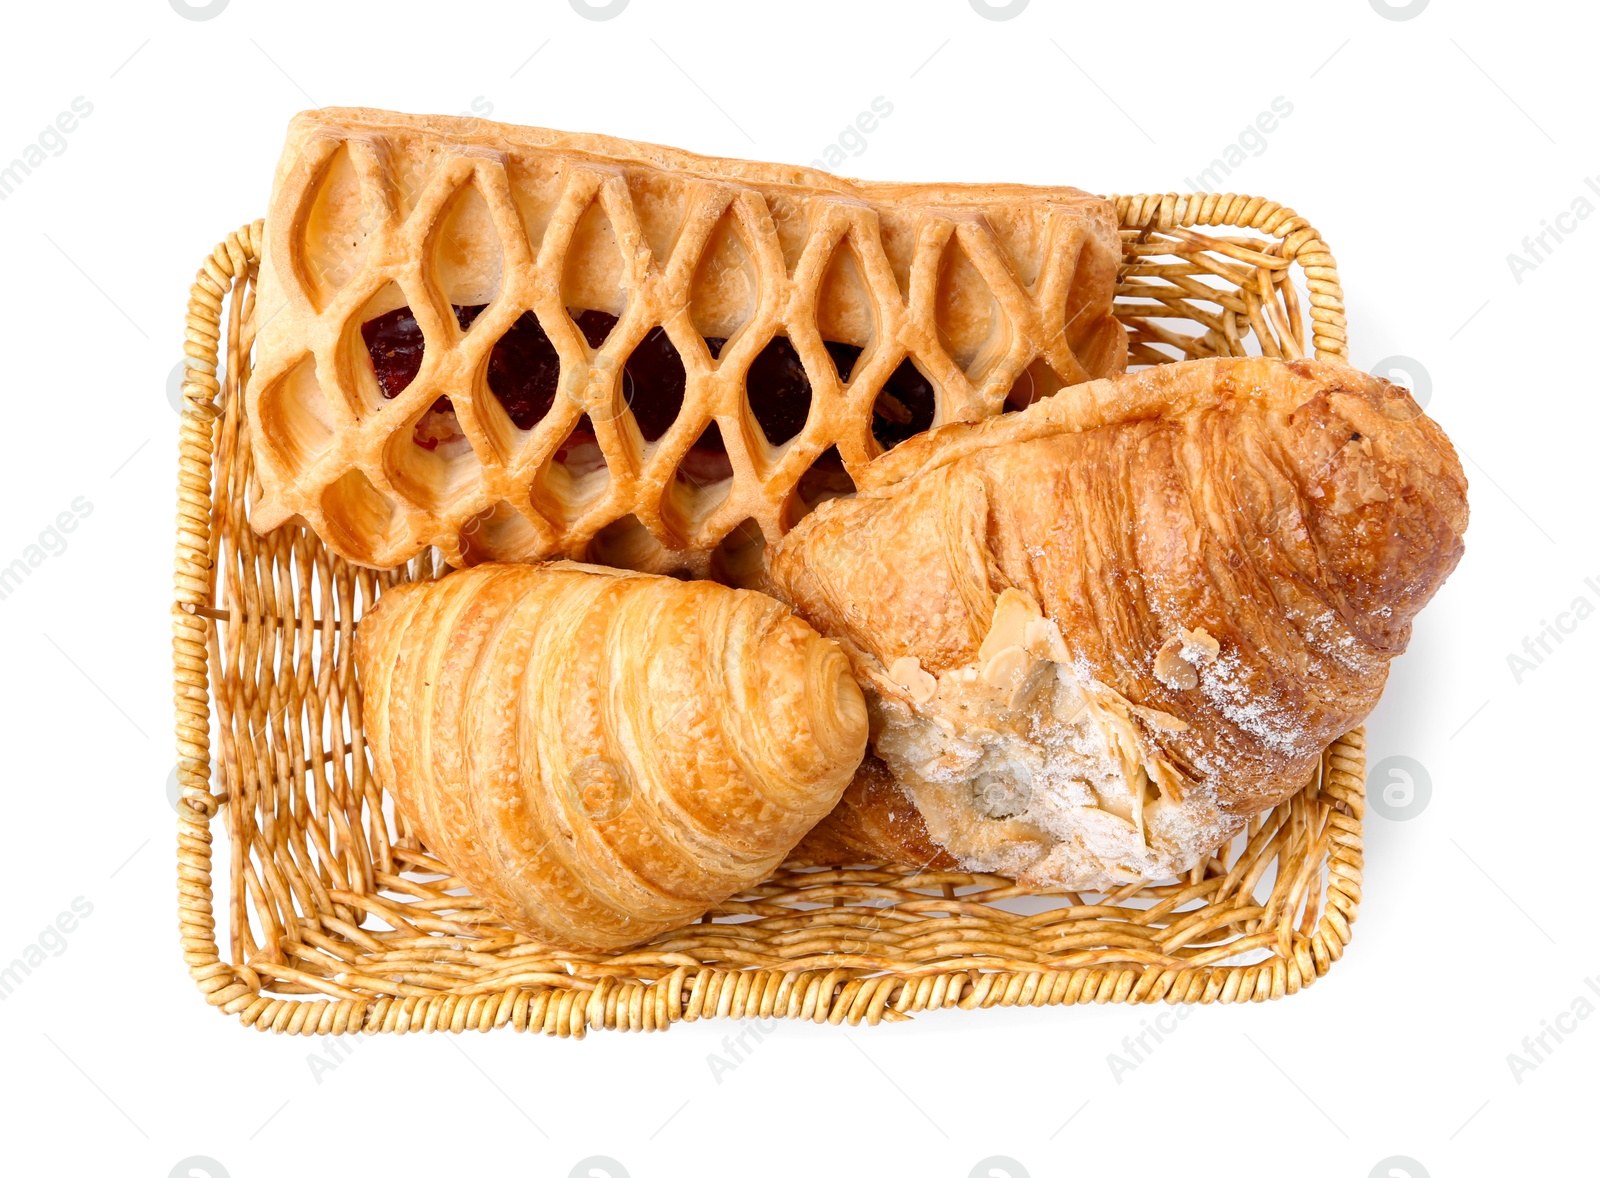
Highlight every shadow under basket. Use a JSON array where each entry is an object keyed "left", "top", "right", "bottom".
[{"left": 172, "top": 193, "right": 1365, "bottom": 1037}]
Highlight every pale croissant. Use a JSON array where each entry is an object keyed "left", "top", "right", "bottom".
[
  {"left": 766, "top": 357, "right": 1468, "bottom": 889},
  {"left": 355, "top": 562, "right": 868, "bottom": 950}
]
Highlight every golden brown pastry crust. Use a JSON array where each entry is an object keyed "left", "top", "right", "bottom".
[
  {"left": 790, "top": 755, "right": 958, "bottom": 871},
  {"left": 248, "top": 107, "right": 1126, "bottom": 571},
  {"left": 764, "top": 357, "right": 1468, "bottom": 887},
  {"left": 354, "top": 561, "right": 868, "bottom": 950}
]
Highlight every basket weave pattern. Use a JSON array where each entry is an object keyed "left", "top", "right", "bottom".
[{"left": 173, "top": 193, "right": 1364, "bottom": 1037}]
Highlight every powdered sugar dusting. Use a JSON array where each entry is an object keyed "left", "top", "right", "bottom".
[
  {"left": 1199, "top": 649, "right": 1308, "bottom": 752},
  {"left": 869, "top": 648, "right": 1240, "bottom": 891}
]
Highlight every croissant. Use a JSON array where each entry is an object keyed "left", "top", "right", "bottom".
[
  {"left": 354, "top": 562, "right": 868, "bottom": 950},
  {"left": 768, "top": 357, "right": 1468, "bottom": 888}
]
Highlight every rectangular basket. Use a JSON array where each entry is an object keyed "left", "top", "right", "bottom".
[{"left": 171, "top": 190, "right": 1366, "bottom": 1038}]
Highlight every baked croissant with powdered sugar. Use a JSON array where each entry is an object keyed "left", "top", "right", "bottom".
[{"left": 766, "top": 357, "right": 1468, "bottom": 889}]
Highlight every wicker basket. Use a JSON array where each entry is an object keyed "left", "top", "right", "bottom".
[{"left": 172, "top": 192, "right": 1366, "bottom": 1037}]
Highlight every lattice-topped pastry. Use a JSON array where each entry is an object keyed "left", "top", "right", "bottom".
[{"left": 248, "top": 107, "right": 1127, "bottom": 573}]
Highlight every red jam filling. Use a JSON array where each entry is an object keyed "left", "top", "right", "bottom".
[
  {"left": 359, "top": 306, "right": 941, "bottom": 464},
  {"left": 361, "top": 303, "right": 560, "bottom": 435},
  {"left": 465, "top": 304, "right": 562, "bottom": 430},
  {"left": 361, "top": 305, "right": 477, "bottom": 451},
  {"left": 361, "top": 306, "right": 431, "bottom": 399},
  {"left": 572, "top": 311, "right": 686, "bottom": 444}
]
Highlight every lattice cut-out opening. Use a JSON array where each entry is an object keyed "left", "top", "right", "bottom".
[
  {"left": 530, "top": 414, "right": 609, "bottom": 527},
  {"left": 256, "top": 356, "right": 335, "bottom": 470},
  {"left": 815, "top": 234, "right": 877, "bottom": 356},
  {"left": 299, "top": 141, "right": 375, "bottom": 309},
  {"left": 1004, "top": 356, "right": 1063, "bottom": 413},
  {"left": 562, "top": 197, "right": 628, "bottom": 339},
  {"left": 710, "top": 516, "right": 766, "bottom": 588},
  {"left": 317, "top": 467, "right": 400, "bottom": 563},
  {"left": 934, "top": 233, "right": 1009, "bottom": 386},
  {"left": 983, "top": 204, "right": 1049, "bottom": 291},
  {"left": 624, "top": 171, "right": 687, "bottom": 270},
  {"left": 786, "top": 445, "right": 856, "bottom": 528},
  {"left": 382, "top": 400, "right": 482, "bottom": 516},
  {"left": 347, "top": 290, "right": 482, "bottom": 512},
  {"left": 871, "top": 357, "right": 939, "bottom": 451},
  {"left": 351, "top": 282, "right": 419, "bottom": 416},
  {"left": 743, "top": 335, "right": 819, "bottom": 450},
  {"left": 430, "top": 179, "right": 505, "bottom": 309},
  {"left": 664, "top": 420, "right": 733, "bottom": 535},
  {"left": 458, "top": 498, "right": 546, "bottom": 565},
  {"left": 587, "top": 513, "right": 669, "bottom": 571},
  {"left": 481, "top": 309, "right": 564, "bottom": 437},
  {"left": 620, "top": 326, "right": 688, "bottom": 446},
  {"left": 573, "top": 308, "right": 619, "bottom": 351},
  {"left": 690, "top": 206, "right": 758, "bottom": 345}
]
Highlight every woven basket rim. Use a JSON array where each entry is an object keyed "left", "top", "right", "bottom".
[{"left": 171, "top": 190, "right": 1363, "bottom": 1037}]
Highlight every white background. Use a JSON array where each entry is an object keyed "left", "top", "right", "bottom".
[{"left": 0, "top": 1, "right": 1591, "bottom": 1175}]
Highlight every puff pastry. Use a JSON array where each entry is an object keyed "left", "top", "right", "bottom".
[
  {"left": 770, "top": 357, "right": 1469, "bottom": 888},
  {"left": 355, "top": 562, "right": 867, "bottom": 950},
  {"left": 249, "top": 107, "right": 1126, "bottom": 573}
]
